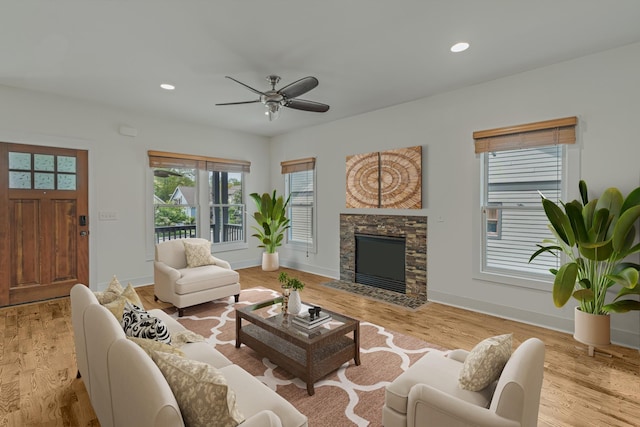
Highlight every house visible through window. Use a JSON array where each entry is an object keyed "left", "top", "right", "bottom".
[
  {"left": 148, "top": 151, "right": 250, "bottom": 249},
  {"left": 474, "top": 117, "right": 577, "bottom": 280},
  {"left": 282, "top": 157, "right": 316, "bottom": 253}
]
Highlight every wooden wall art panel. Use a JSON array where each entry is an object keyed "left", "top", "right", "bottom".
[
  {"left": 380, "top": 146, "right": 422, "bottom": 209},
  {"left": 345, "top": 146, "right": 422, "bottom": 209},
  {"left": 346, "top": 152, "right": 379, "bottom": 208}
]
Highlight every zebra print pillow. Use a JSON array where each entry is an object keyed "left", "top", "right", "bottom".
[{"left": 121, "top": 301, "right": 172, "bottom": 345}]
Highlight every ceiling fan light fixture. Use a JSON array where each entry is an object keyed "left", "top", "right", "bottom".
[{"left": 265, "top": 101, "right": 280, "bottom": 121}]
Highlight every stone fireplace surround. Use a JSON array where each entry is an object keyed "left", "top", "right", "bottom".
[{"left": 339, "top": 214, "right": 427, "bottom": 299}]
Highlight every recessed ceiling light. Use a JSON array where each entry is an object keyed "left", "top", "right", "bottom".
[
  {"left": 450, "top": 42, "right": 470, "bottom": 53},
  {"left": 160, "top": 83, "right": 175, "bottom": 90}
]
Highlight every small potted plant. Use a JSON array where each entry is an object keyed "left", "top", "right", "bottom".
[
  {"left": 278, "top": 271, "right": 305, "bottom": 315},
  {"left": 530, "top": 180, "right": 640, "bottom": 355},
  {"left": 250, "top": 190, "right": 291, "bottom": 271}
]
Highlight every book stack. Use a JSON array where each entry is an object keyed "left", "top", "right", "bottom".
[{"left": 292, "top": 311, "right": 332, "bottom": 329}]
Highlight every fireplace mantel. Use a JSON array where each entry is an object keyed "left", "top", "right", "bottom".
[{"left": 339, "top": 214, "right": 427, "bottom": 299}]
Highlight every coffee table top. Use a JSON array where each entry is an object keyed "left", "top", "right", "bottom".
[{"left": 236, "top": 298, "right": 358, "bottom": 343}]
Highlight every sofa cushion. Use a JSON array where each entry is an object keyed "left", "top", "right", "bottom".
[
  {"left": 220, "top": 364, "right": 307, "bottom": 427},
  {"left": 151, "top": 351, "right": 245, "bottom": 427},
  {"left": 121, "top": 302, "right": 172, "bottom": 344},
  {"left": 175, "top": 265, "right": 240, "bottom": 294},
  {"left": 385, "top": 350, "right": 494, "bottom": 415},
  {"left": 184, "top": 239, "right": 216, "bottom": 268},
  {"left": 127, "top": 336, "right": 185, "bottom": 357},
  {"left": 459, "top": 334, "right": 512, "bottom": 392}
]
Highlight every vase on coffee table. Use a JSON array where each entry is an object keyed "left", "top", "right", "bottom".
[{"left": 288, "top": 290, "right": 302, "bottom": 315}]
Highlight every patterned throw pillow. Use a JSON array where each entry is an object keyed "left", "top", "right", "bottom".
[
  {"left": 94, "top": 275, "right": 124, "bottom": 304},
  {"left": 121, "top": 302, "right": 171, "bottom": 344},
  {"left": 183, "top": 240, "right": 215, "bottom": 268},
  {"left": 127, "top": 336, "right": 185, "bottom": 358},
  {"left": 151, "top": 351, "right": 245, "bottom": 427},
  {"left": 458, "top": 334, "right": 512, "bottom": 391}
]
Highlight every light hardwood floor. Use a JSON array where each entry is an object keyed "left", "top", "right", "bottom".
[{"left": 1, "top": 266, "right": 638, "bottom": 426}]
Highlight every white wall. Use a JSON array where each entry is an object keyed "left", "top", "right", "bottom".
[
  {"left": 271, "top": 42, "right": 640, "bottom": 349},
  {"left": 0, "top": 85, "right": 270, "bottom": 290}
]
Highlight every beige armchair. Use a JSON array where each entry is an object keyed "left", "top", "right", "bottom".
[
  {"left": 383, "top": 338, "right": 545, "bottom": 427},
  {"left": 154, "top": 238, "right": 240, "bottom": 317}
]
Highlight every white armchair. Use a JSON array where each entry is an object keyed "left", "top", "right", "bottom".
[
  {"left": 154, "top": 238, "right": 240, "bottom": 317},
  {"left": 383, "top": 338, "right": 545, "bottom": 427}
]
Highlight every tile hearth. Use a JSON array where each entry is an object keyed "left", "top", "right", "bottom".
[{"left": 321, "top": 280, "right": 427, "bottom": 310}]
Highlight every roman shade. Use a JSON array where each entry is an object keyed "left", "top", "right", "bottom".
[{"left": 148, "top": 150, "right": 250, "bottom": 173}]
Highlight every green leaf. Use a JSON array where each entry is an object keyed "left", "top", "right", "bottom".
[
  {"left": 606, "top": 267, "right": 639, "bottom": 289},
  {"left": 603, "top": 300, "right": 640, "bottom": 313},
  {"left": 614, "top": 285, "right": 640, "bottom": 301},
  {"left": 529, "top": 245, "right": 562, "bottom": 263},
  {"left": 578, "top": 278, "right": 591, "bottom": 289},
  {"left": 588, "top": 208, "right": 611, "bottom": 242},
  {"left": 620, "top": 186, "right": 640, "bottom": 214},
  {"left": 565, "top": 201, "right": 589, "bottom": 243},
  {"left": 612, "top": 205, "right": 640, "bottom": 252},
  {"left": 579, "top": 239, "right": 613, "bottom": 261},
  {"left": 578, "top": 180, "right": 588, "bottom": 205},
  {"left": 542, "top": 198, "right": 575, "bottom": 246},
  {"left": 553, "top": 262, "right": 578, "bottom": 307},
  {"left": 573, "top": 288, "right": 594, "bottom": 302},
  {"left": 595, "top": 187, "right": 623, "bottom": 219},
  {"left": 582, "top": 199, "right": 597, "bottom": 231}
]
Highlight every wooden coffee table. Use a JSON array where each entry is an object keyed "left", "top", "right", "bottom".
[{"left": 235, "top": 298, "right": 360, "bottom": 395}]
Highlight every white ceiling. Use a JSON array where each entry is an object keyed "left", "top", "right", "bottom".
[{"left": 2, "top": 1, "right": 640, "bottom": 137}]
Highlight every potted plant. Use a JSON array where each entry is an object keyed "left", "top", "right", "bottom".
[
  {"left": 249, "top": 190, "right": 291, "bottom": 271},
  {"left": 278, "top": 271, "right": 305, "bottom": 315},
  {"left": 530, "top": 180, "right": 640, "bottom": 355}
]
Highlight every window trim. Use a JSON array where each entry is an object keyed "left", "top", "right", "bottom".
[{"left": 472, "top": 117, "right": 580, "bottom": 290}]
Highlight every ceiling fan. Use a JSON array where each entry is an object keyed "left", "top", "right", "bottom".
[{"left": 216, "top": 75, "right": 330, "bottom": 121}]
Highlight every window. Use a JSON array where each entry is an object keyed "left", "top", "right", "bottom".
[
  {"left": 474, "top": 117, "right": 577, "bottom": 281},
  {"left": 148, "top": 151, "right": 250, "bottom": 249},
  {"left": 282, "top": 157, "right": 316, "bottom": 253},
  {"left": 210, "top": 171, "right": 245, "bottom": 244}
]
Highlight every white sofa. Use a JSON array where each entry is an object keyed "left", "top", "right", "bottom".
[
  {"left": 71, "top": 283, "right": 307, "bottom": 427},
  {"left": 382, "top": 338, "right": 545, "bottom": 427},
  {"left": 154, "top": 238, "right": 241, "bottom": 317}
]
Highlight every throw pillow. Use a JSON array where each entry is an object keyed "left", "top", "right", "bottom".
[
  {"left": 171, "top": 330, "right": 206, "bottom": 348},
  {"left": 121, "top": 283, "right": 144, "bottom": 309},
  {"left": 458, "top": 333, "right": 512, "bottom": 391},
  {"left": 183, "top": 240, "right": 215, "bottom": 268},
  {"left": 103, "top": 296, "right": 128, "bottom": 321},
  {"left": 127, "top": 336, "right": 185, "bottom": 358},
  {"left": 121, "top": 301, "right": 172, "bottom": 344},
  {"left": 151, "top": 351, "right": 245, "bottom": 427},
  {"left": 94, "top": 275, "right": 124, "bottom": 304}
]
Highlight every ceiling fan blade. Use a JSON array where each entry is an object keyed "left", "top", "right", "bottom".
[
  {"left": 225, "top": 76, "right": 265, "bottom": 96},
  {"left": 278, "top": 76, "right": 319, "bottom": 99},
  {"left": 284, "top": 99, "right": 330, "bottom": 113},
  {"left": 215, "top": 100, "right": 261, "bottom": 106}
]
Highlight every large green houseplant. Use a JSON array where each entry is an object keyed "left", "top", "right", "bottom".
[
  {"left": 530, "top": 180, "right": 640, "bottom": 352},
  {"left": 249, "top": 190, "right": 291, "bottom": 271}
]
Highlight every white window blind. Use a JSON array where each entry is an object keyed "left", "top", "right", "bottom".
[
  {"left": 474, "top": 117, "right": 577, "bottom": 279},
  {"left": 282, "top": 158, "right": 316, "bottom": 252}
]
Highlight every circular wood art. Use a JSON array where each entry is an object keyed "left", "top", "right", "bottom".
[
  {"left": 346, "top": 152, "right": 379, "bottom": 208},
  {"left": 380, "top": 146, "right": 422, "bottom": 209},
  {"left": 345, "top": 146, "right": 422, "bottom": 209}
]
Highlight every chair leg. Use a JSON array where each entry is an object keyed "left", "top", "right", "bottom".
[
  {"left": 178, "top": 308, "right": 184, "bottom": 317},
  {"left": 234, "top": 294, "right": 240, "bottom": 303},
  {"left": 154, "top": 295, "right": 158, "bottom": 302},
  {"left": 76, "top": 370, "right": 81, "bottom": 379}
]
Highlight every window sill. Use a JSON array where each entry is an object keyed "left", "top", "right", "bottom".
[
  {"left": 473, "top": 268, "right": 552, "bottom": 292},
  {"left": 212, "top": 242, "right": 248, "bottom": 252}
]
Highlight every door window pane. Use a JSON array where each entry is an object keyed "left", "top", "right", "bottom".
[
  {"left": 35, "top": 173, "right": 55, "bottom": 189},
  {"left": 9, "top": 171, "right": 31, "bottom": 188},
  {"left": 57, "top": 156, "right": 77, "bottom": 173},
  {"left": 57, "top": 174, "right": 76, "bottom": 190},
  {"left": 34, "top": 154, "right": 55, "bottom": 171},
  {"left": 8, "top": 152, "right": 31, "bottom": 170}
]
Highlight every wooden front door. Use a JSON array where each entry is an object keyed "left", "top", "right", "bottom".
[{"left": 0, "top": 142, "right": 89, "bottom": 306}]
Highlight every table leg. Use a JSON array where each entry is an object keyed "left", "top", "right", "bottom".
[
  {"left": 354, "top": 322, "right": 361, "bottom": 365},
  {"left": 235, "top": 311, "right": 241, "bottom": 348},
  {"left": 307, "top": 382, "right": 315, "bottom": 396}
]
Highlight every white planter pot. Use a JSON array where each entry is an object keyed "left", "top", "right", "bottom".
[
  {"left": 573, "top": 306, "right": 610, "bottom": 353},
  {"left": 288, "top": 290, "right": 302, "bottom": 315},
  {"left": 261, "top": 252, "right": 279, "bottom": 271}
]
